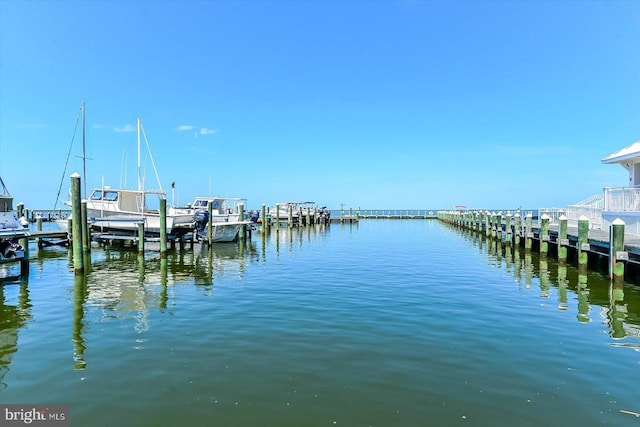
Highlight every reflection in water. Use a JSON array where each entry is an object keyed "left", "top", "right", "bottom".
[
  {"left": 557, "top": 262, "right": 569, "bottom": 311},
  {"left": 73, "top": 275, "right": 88, "bottom": 370},
  {"left": 261, "top": 223, "right": 330, "bottom": 258},
  {"left": 455, "top": 225, "right": 640, "bottom": 346},
  {"left": 64, "top": 240, "right": 258, "bottom": 368},
  {"left": 0, "top": 279, "right": 31, "bottom": 391}
]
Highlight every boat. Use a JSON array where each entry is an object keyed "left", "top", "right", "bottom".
[
  {"left": 0, "top": 177, "right": 26, "bottom": 262},
  {"left": 86, "top": 118, "right": 196, "bottom": 236},
  {"left": 268, "top": 201, "right": 317, "bottom": 224},
  {"left": 170, "top": 197, "right": 254, "bottom": 242},
  {"left": 86, "top": 186, "right": 196, "bottom": 236}
]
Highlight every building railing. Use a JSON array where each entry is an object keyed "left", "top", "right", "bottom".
[{"left": 603, "top": 186, "right": 640, "bottom": 212}]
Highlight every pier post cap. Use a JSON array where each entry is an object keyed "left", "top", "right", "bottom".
[
  {"left": 612, "top": 218, "right": 626, "bottom": 226},
  {"left": 514, "top": 212, "right": 521, "bottom": 218},
  {"left": 578, "top": 215, "right": 589, "bottom": 221},
  {"left": 541, "top": 214, "right": 550, "bottom": 220},
  {"left": 71, "top": 172, "right": 81, "bottom": 178},
  {"left": 526, "top": 212, "right": 532, "bottom": 217},
  {"left": 559, "top": 215, "right": 568, "bottom": 221}
]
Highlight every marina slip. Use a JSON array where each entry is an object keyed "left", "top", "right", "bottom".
[{"left": 0, "top": 219, "right": 639, "bottom": 426}]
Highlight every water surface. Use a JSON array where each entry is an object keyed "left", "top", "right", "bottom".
[{"left": 1, "top": 220, "right": 639, "bottom": 426}]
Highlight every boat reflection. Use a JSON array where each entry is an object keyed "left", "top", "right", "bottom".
[{"left": 0, "top": 280, "right": 31, "bottom": 390}]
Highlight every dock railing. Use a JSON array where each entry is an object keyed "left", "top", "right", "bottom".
[{"left": 539, "top": 193, "right": 604, "bottom": 230}]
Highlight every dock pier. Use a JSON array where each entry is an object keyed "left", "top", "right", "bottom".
[{"left": 438, "top": 210, "right": 640, "bottom": 282}]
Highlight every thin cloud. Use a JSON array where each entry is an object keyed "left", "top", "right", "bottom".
[
  {"left": 114, "top": 124, "right": 136, "bottom": 133},
  {"left": 176, "top": 125, "right": 195, "bottom": 131},
  {"left": 199, "top": 128, "right": 218, "bottom": 136}
]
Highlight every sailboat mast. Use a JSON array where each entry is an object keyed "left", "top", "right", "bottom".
[
  {"left": 137, "top": 117, "right": 142, "bottom": 191},
  {"left": 81, "top": 101, "right": 87, "bottom": 199}
]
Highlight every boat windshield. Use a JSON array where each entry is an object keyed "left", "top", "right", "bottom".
[{"left": 90, "top": 191, "right": 118, "bottom": 201}]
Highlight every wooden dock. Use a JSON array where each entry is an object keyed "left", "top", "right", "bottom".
[{"left": 438, "top": 210, "right": 640, "bottom": 283}]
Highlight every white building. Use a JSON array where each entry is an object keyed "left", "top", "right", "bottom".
[{"left": 540, "top": 140, "right": 640, "bottom": 235}]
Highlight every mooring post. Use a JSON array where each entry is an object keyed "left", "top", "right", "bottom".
[
  {"left": 19, "top": 235, "right": 29, "bottom": 276},
  {"left": 496, "top": 212, "right": 503, "bottom": 241},
  {"left": 514, "top": 213, "right": 521, "bottom": 247},
  {"left": 159, "top": 198, "right": 167, "bottom": 257},
  {"left": 558, "top": 215, "right": 568, "bottom": 262},
  {"left": 288, "top": 205, "right": 293, "bottom": 227},
  {"left": 70, "top": 173, "right": 84, "bottom": 275},
  {"left": 505, "top": 212, "right": 512, "bottom": 244},
  {"left": 239, "top": 203, "right": 246, "bottom": 240},
  {"left": 261, "top": 204, "right": 267, "bottom": 232},
  {"left": 610, "top": 218, "right": 626, "bottom": 282},
  {"left": 36, "top": 216, "right": 42, "bottom": 248},
  {"left": 137, "top": 222, "right": 145, "bottom": 254},
  {"left": 540, "top": 214, "right": 549, "bottom": 256},
  {"left": 525, "top": 212, "right": 533, "bottom": 251},
  {"left": 206, "top": 201, "right": 213, "bottom": 245},
  {"left": 485, "top": 211, "right": 491, "bottom": 237},
  {"left": 81, "top": 201, "right": 90, "bottom": 255},
  {"left": 578, "top": 216, "right": 589, "bottom": 271}
]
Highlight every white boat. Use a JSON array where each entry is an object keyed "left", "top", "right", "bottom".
[
  {"left": 170, "top": 197, "right": 252, "bottom": 242},
  {"left": 269, "top": 201, "right": 316, "bottom": 224},
  {"left": 0, "top": 177, "right": 26, "bottom": 261},
  {"left": 86, "top": 186, "right": 196, "bottom": 236},
  {"left": 86, "top": 118, "right": 197, "bottom": 236},
  {"left": 55, "top": 112, "right": 196, "bottom": 237}
]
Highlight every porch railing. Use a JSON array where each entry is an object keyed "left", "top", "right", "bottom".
[{"left": 603, "top": 186, "right": 640, "bottom": 212}]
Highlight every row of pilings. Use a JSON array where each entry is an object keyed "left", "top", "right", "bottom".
[{"left": 437, "top": 209, "right": 627, "bottom": 283}]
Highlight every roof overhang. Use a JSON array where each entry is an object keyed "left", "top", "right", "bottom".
[{"left": 602, "top": 141, "right": 640, "bottom": 164}]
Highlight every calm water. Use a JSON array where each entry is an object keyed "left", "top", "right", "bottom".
[{"left": 1, "top": 220, "right": 639, "bottom": 426}]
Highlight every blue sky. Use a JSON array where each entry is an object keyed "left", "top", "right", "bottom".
[{"left": 1, "top": 0, "right": 638, "bottom": 211}]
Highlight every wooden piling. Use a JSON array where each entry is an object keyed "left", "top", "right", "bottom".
[
  {"left": 261, "top": 204, "right": 268, "bottom": 232},
  {"left": 514, "top": 213, "right": 521, "bottom": 246},
  {"left": 525, "top": 212, "right": 533, "bottom": 251},
  {"left": 70, "top": 173, "right": 84, "bottom": 275},
  {"left": 540, "top": 214, "right": 549, "bottom": 256},
  {"left": 505, "top": 212, "right": 512, "bottom": 244},
  {"left": 558, "top": 215, "right": 568, "bottom": 262},
  {"left": 36, "top": 216, "right": 43, "bottom": 248},
  {"left": 207, "top": 201, "right": 213, "bottom": 245},
  {"left": 19, "top": 235, "right": 29, "bottom": 276},
  {"left": 239, "top": 203, "right": 245, "bottom": 240},
  {"left": 137, "top": 222, "right": 145, "bottom": 254},
  {"left": 159, "top": 198, "right": 167, "bottom": 256},
  {"left": 610, "top": 218, "right": 626, "bottom": 282},
  {"left": 81, "top": 201, "right": 90, "bottom": 254},
  {"left": 485, "top": 211, "right": 491, "bottom": 238},
  {"left": 578, "top": 216, "right": 589, "bottom": 271}
]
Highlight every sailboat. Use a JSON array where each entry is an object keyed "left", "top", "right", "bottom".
[{"left": 85, "top": 118, "right": 195, "bottom": 236}]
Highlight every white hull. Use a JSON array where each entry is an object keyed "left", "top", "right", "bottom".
[
  {"left": 209, "top": 221, "right": 249, "bottom": 243},
  {"left": 87, "top": 208, "right": 195, "bottom": 235}
]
